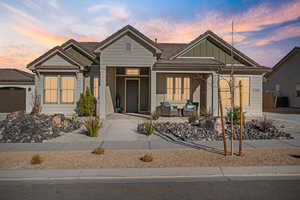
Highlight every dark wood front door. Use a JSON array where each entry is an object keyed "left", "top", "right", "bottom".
[
  {"left": 126, "top": 80, "right": 138, "bottom": 113},
  {"left": 0, "top": 87, "right": 26, "bottom": 113}
]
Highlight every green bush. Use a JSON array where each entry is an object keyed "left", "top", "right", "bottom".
[
  {"left": 144, "top": 120, "right": 156, "bottom": 136},
  {"left": 31, "top": 154, "right": 42, "bottom": 165},
  {"left": 225, "top": 106, "right": 241, "bottom": 125},
  {"left": 84, "top": 117, "right": 102, "bottom": 137},
  {"left": 92, "top": 147, "right": 105, "bottom": 155},
  {"left": 78, "top": 89, "right": 96, "bottom": 116},
  {"left": 140, "top": 153, "right": 153, "bottom": 162}
]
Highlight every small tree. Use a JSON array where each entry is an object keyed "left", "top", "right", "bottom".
[{"left": 78, "top": 88, "right": 96, "bottom": 116}]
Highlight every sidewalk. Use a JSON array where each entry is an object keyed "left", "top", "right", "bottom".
[
  {"left": 1, "top": 138, "right": 300, "bottom": 152},
  {"left": 1, "top": 165, "right": 300, "bottom": 181}
]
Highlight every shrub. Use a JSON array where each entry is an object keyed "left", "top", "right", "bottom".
[
  {"left": 151, "top": 111, "right": 160, "bottom": 120},
  {"left": 144, "top": 120, "right": 156, "bottom": 136},
  {"left": 31, "top": 154, "right": 42, "bottom": 165},
  {"left": 92, "top": 147, "right": 105, "bottom": 155},
  {"left": 258, "top": 116, "right": 274, "bottom": 132},
  {"left": 84, "top": 117, "right": 102, "bottom": 137},
  {"left": 188, "top": 115, "right": 198, "bottom": 124},
  {"left": 78, "top": 88, "right": 96, "bottom": 116},
  {"left": 140, "top": 153, "right": 153, "bottom": 162},
  {"left": 225, "top": 106, "right": 241, "bottom": 125}
]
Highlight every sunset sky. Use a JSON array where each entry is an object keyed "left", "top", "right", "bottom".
[{"left": 0, "top": 0, "right": 300, "bottom": 72}]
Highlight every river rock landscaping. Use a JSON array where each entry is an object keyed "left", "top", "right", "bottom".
[
  {"left": 0, "top": 112, "right": 82, "bottom": 143},
  {"left": 138, "top": 117, "right": 293, "bottom": 143}
]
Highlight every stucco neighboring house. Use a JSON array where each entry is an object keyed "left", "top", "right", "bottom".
[
  {"left": 27, "top": 25, "right": 270, "bottom": 118},
  {"left": 264, "top": 47, "right": 300, "bottom": 108},
  {"left": 0, "top": 69, "right": 35, "bottom": 113}
]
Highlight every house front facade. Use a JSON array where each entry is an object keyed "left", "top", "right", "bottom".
[
  {"left": 264, "top": 47, "right": 300, "bottom": 108},
  {"left": 27, "top": 25, "right": 270, "bottom": 119}
]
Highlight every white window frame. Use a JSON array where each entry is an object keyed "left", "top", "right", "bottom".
[
  {"left": 44, "top": 76, "right": 58, "bottom": 104},
  {"left": 166, "top": 76, "right": 190, "bottom": 102},
  {"left": 60, "top": 75, "right": 76, "bottom": 104}
]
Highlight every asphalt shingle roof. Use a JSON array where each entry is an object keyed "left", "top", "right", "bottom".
[{"left": 0, "top": 68, "right": 34, "bottom": 82}]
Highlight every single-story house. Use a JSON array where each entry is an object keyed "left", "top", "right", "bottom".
[
  {"left": 264, "top": 47, "right": 300, "bottom": 108},
  {"left": 27, "top": 25, "right": 270, "bottom": 118},
  {"left": 0, "top": 68, "right": 35, "bottom": 113}
]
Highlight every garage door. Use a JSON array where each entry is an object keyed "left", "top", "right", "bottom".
[{"left": 0, "top": 87, "right": 26, "bottom": 113}]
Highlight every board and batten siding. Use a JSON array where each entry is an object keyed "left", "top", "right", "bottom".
[
  {"left": 101, "top": 34, "right": 156, "bottom": 67},
  {"left": 181, "top": 38, "right": 241, "bottom": 65}
]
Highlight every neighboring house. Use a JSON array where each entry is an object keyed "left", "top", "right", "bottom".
[
  {"left": 27, "top": 25, "right": 270, "bottom": 118},
  {"left": 0, "top": 69, "right": 35, "bottom": 113},
  {"left": 264, "top": 47, "right": 300, "bottom": 108}
]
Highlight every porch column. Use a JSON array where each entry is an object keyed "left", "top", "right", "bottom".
[
  {"left": 99, "top": 65, "right": 106, "bottom": 119},
  {"left": 212, "top": 72, "right": 219, "bottom": 116},
  {"left": 150, "top": 69, "right": 157, "bottom": 113}
]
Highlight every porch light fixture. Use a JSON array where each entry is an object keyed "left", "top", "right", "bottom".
[{"left": 126, "top": 68, "right": 140, "bottom": 76}]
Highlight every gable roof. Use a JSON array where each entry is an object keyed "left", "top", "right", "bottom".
[
  {"left": 156, "top": 43, "right": 188, "bottom": 60},
  {"left": 61, "top": 39, "right": 98, "bottom": 59},
  {"left": 0, "top": 68, "right": 34, "bottom": 82},
  {"left": 94, "top": 25, "right": 162, "bottom": 54},
  {"left": 27, "top": 46, "right": 86, "bottom": 70},
  {"left": 169, "top": 30, "right": 259, "bottom": 66},
  {"left": 265, "top": 47, "right": 300, "bottom": 78}
]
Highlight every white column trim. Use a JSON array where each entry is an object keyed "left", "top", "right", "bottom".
[
  {"left": 99, "top": 65, "right": 106, "bottom": 119},
  {"left": 150, "top": 68, "right": 157, "bottom": 113}
]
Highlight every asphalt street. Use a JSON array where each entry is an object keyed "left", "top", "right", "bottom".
[{"left": 1, "top": 177, "right": 300, "bottom": 200}]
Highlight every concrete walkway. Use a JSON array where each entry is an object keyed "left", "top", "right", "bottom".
[{"left": 1, "top": 165, "right": 300, "bottom": 181}]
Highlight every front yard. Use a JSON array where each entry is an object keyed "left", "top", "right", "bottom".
[{"left": 1, "top": 148, "right": 300, "bottom": 170}]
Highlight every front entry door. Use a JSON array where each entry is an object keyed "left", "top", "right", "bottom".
[{"left": 126, "top": 80, "right": 139, "bottom": 113}]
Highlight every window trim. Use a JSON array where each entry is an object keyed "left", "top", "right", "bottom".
[
  {"left": 60, "top": 75, "right": 76, "bottom": 104},
  {"left": 44, "top": 76, "right": 59, "bottom": 104}
]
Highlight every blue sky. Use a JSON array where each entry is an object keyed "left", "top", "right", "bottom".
[{"left": 0, "top": 0, "right": 300, "bottom": 71}]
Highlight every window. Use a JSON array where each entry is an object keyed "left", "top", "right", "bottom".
[
  {"left": 166, "top": 77, "right": 190, "bottom": 101},
  {"left": 219, "top": 76, "right": 250, "bottom": 106},
  {"left": 126, "top": 68, "right": 140, "bottom": 76},
  {"left": 235, "top": 77, "right": 250, "bottom": 106},
  {"left": 44, "top": 77, "right": 58, "bottom": 103},
  {"left": 61, "top": 76, "right": 75, "bottom": 103},
  {"left": 44, "top": 75, "right": 76, "bottom": 104},
  {"left": 167, "top": 77, "right": 173, "bottom": 100},
  {"left": 296, "top": 83, "right": 300, "bottom": 97},
  {"left": 183, "top": 77, "right": 190, "bottom": 101},
  {"left": 93, "top": 77, "right": 99, "bottom": 98}
]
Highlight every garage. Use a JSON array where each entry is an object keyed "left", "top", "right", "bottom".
[
  {"left": 0, "top": 69, "right": 35, "bottom": 113},
  {"left": 0, "top": 87, "right": 26, "bottom": 112}
]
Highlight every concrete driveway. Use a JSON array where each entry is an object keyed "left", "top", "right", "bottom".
[{"left": 264, "top": 112, "right": 300, "bottom": 125}]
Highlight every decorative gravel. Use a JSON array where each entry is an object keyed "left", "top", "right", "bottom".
[
  {"left": 0, "top": 114, "right": 82, "bottom": 143},
  {"left": 146, "top": 119, "right": 294, "bottom": 143},
  {"left": 1, "top": 148, "right": 300, "bottom": 170}
]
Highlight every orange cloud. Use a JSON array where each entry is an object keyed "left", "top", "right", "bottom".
[{"left": 13, "top": 22, "right": 67, "bottom": 47}]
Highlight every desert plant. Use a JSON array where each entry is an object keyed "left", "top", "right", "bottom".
[
  {"left": 78, "top": 88, "right": 96, "bottom": 116},
  {"left": 258, "top": 116, "right": 274, "bottom": 132},
  {"left": 151, "top": 111, "right": 160, "bottom": 120},
  {"left": 84, "top": 117, "right": 102, "bottom": 137},
  {"left": 92, "top": 147, "right": 105, "bottom": 155},
  {"left": 188, "top": 114, "right": 198, "bottom": 124},
  {"left": 144, "top": 120, "right": 156, "bottom": 136},
  {"left": 140, "top": 153, "right": 153, "bottom": 162},
  {"left": 31, "top": 95, "right": 42, "bottom": 115},
  {"left": 31, "top": 154, "right": 42, "bottom": 165}
]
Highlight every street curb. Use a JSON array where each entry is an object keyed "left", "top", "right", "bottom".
[{"left": 0, "top": 166, "right": 300, "bottom": 181}]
